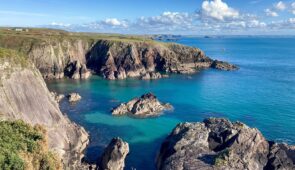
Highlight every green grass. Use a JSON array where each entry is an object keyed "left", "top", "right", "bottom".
[
  {"left": 0, "top": 120, "right": 62, "bottom": 170},
  {"left": 0, "top": 48, "right": 30, "bottom": 68}
]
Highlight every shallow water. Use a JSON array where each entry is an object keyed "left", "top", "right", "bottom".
[{"left": 47, "top": 37, "right": 295, "bottom": 170}]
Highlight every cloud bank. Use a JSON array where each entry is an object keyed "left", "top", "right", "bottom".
[{"left": 44, "top": 0, "right": 295, "bottom": 34}]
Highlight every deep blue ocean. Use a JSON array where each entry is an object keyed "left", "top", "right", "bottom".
[{"left": 47, "top": 37, "right": 295, "bottom": 170}]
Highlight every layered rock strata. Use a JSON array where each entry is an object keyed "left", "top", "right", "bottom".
[{"left": 0, "top": 48, "right": 89, "bottom": 169}]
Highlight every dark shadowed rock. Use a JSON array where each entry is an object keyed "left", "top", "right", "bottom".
[
  {"left": 112, "top": 93, "right": 173, "bottom": 118},
  {"left": 97, "top": 138, "right": 129, "bottom": 170},
  {"left": 157, "top": 118, "right": 295, "bottom": 170},
  {"left": 265, "top": 142, "right": 295, "bottom": 170}
]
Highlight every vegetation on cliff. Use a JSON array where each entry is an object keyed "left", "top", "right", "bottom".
[{"left": 0, "top": 120, "right": 62, "bottom": 170}]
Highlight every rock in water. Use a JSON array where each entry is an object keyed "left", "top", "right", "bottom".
[
  {"left": 157, "top": 118, "right": 295, "bottom": 170},
  {"left": 112, "top": 93, "right": 173, "bottom": 118},
  {"left": 211, "top": 60, "right": 238, "bottom": 71},
  {"left": 68, "top": 93, "right": 82, "bottom": 103},
  {"left": 98, "top": 138, "right": 129, "bottom": 170},
  {"left": 51, "top": 92, "right": 65, "bottom": 103}
]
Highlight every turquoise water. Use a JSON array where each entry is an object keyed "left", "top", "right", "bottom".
[{"left": 47, "top": 37, "right": 295, "bottom": 169}]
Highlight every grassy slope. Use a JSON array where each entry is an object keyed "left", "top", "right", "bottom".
[
  {"left": 0, "top": 27, "right": 173, "bottom": 52},
  {"left": 0, "top": 120, "right": 62, "bottom": 170}
]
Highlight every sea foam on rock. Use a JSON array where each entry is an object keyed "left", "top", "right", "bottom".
[{"left": 157, "top": 118, "right": 295, "bottom": 170}]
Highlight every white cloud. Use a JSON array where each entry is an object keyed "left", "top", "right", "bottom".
[
  {"left": 274, "top": 1, "right": 286, "bottom": 11},
  {"left": 50, "top": 22, "right": 71, "bottom": 27},
  {"left": 265, "top": 9, "right": 278, "bottom": 17},
  {"left": 200, "top": 0, "right": 239, "bottom": 21},
  {"left": 103, "top": 18, "right": 125, "bottom": 27}
]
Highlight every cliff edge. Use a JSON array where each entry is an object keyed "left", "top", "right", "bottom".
[{"left": 0, "top": 48, "right": 89, "bottom": 169}]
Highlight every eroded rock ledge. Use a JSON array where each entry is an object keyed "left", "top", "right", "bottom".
[
  {"left": 157, "top": 118, "right": 295, "bottom": 170},
  {"left": 112, "top": 93, "right": 173, "bottom": 118}
]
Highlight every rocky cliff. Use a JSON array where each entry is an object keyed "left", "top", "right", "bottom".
[
  {"left": 87, "top": 40, "right": 237, "bottom": 80},
  {"left": 157, "top": 118, "right": 295, "bottom": 170},
  {"left": 0, "top": 30, "right": 237, "bottom": 80},
  {"left": 0, "top": 48, "right": 89, "bottom": 169}
]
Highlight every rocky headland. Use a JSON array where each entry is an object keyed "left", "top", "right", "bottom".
[
  {"left": 0, "top": 29, "right": 238, "bottom": 80},
  {"left": 157, "top": 118, "right": 295, "bottom": 170},
  {"left": 112, "top": 93, "right": 173, "bottom": 118},
  {"left": 0, "top": 48, "right": 89, "bottom": 169}
]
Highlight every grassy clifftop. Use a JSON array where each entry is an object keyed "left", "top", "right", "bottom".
[{"left": 0, "top": 120, "right": 62, "bottom": 170}]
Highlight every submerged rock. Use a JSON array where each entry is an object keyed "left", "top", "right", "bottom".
[
  {"left": 97, "top": 137, "right": 129, "bottom": 170},
  {"left": 112, "top": 93, "right": 173, "bottom": 118},
  {"left": 68, "top": 93, "right": 82, "bottom": 103},
  {"left": 157, "top": 118, "right": 295, "bottom": 170}
]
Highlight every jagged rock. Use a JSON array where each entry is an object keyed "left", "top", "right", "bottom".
[
  {"left": 97, "top": 138, "right": 129, "bottom": 170},
  {"left": 211, "top": 60, "right": 238, "bottom": 71},
  {"left": 65, "top": 61, "right": 92, "bottom": 79},
  {"left": 265, "top": 142, "right": 295, "bottom": 170},
  {"left": 87, "top": 40, "right": 238, "bottom": 80},
  {"left": 157, "top": 118, "right": 295, "bottom": 170},
  {"left": 112, "top": 93, "right": 173, "bottom": 118},
  {"left": 50, "top": 92, "right": 65, "bottom": 103},
  {"left": 68, "top": 93, "right": 82, "bottom": 103}
]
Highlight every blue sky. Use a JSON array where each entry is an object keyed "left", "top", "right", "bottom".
[{"left": 1, "top": 0, "right": 295, "bottom": 35}]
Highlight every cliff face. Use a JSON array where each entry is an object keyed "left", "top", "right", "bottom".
[
  {"left": 87, "top": 40, "right": 233, "bottom": 80},
  {"left": 0, "top": 48, "right": 89, "bottom": 169},
  {"left": 0, "top": 34, "right": 93, "bottom": 79},
  {"left": 0, "top": 31, "right": 237, "bottom": 80}
]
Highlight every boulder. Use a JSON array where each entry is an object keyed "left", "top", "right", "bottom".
[
  {"left": 157, "top": 118, "right": 295, "bottom": 170},
  {"left": 67, "top": 93, "right": 82, "bottom": 103},
  {"left": 112, "top": 93, "right": 173, "bottom": 118},
  {"left": 97, "top": 138, "right": 129, "bottom": 170}
]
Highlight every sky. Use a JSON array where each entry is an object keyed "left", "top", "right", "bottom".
[{"left": 1, "top": 0, "right": 295, "bottom": 35}]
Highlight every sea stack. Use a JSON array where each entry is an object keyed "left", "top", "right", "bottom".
[{"left": 112, "top": 93, "right": 173, "bottom": 118}]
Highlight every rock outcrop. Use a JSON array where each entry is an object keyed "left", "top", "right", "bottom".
[
  {"left": 87, "top": 40, "right": 238, "bottom": 80},
  {"left": 68, "top": 93, "right": 82, "bottom": 103},
  {"left": 211, "top": 60, "right": 238, "bottom": 71},
  {"left": 112, "top": 93, "right": 173, "bottom": 118},
  {"left": 97, "top": 138, "right": 129, "bottom": 170},
  {"left": 157, "top": 118, "right": 295, "bottom": 170},
  {"left": 0, "top": 48, "right": 89, "bottom": 169}
]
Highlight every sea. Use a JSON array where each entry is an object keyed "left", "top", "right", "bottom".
[{"left": 47, "top": 36, "right": 295, "bottom": 170}]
